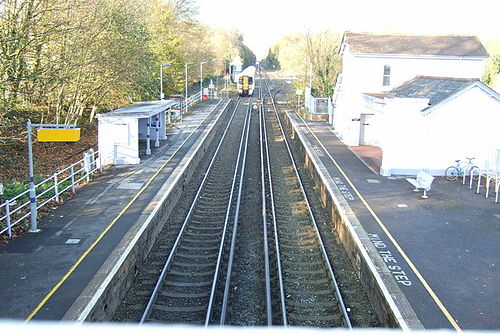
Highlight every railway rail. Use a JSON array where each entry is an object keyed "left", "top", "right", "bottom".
[{"left": 113, "top": 71, "right": 378, "bottom": 328}]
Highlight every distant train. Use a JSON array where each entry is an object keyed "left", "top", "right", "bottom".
[{"left": 236, "top": 66, "right": 256, "bottom": 96}]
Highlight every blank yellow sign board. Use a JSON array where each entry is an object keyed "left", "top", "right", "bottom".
[{"left": 37, "top": 128, "right": 81, "bottom": 142}]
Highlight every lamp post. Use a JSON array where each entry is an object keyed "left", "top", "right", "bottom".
[
  {"left": 200, "top": 61, "right": 207, "bottom": 101},
  {"left": 160, "top": 63, "right": 171, "bottom": 100},
  {"left": 185, "top": 62, "right": 194, "bottom": 117}
]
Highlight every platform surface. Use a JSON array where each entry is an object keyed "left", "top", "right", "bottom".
[
  {"left": 0, "top": 100, "right": 224, "bottom": 321},
  {"left": 290, "top": 115, "right": 500, "bottom": 330}
]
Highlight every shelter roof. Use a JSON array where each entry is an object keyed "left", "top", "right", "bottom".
[
  {"left": 343, "top": 32, "right": 489, "bottom": 57},
  {"left": 97, "top": 100, "right": 178, "bottom": 119}
]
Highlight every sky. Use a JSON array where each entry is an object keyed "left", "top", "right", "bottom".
[{"left": 197, "top": 0, "right": 500, "bottom": 59}]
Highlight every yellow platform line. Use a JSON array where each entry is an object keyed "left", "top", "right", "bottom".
[
  {"left": 297, "top": 116, "right": 461, "bottom": 331},
  {"left": 25, "top": 106, "right": 218, "bottom": 322}
]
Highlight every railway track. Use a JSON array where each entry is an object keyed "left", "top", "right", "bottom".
[
  {"left": 113, "top": 72, "right": 378, "bottom": 328},
  {"left": 259, "top": 78, "right": 351, "bottom": 328},
  {"left": 139, "top": 97, "right": 253, "bottom": 324}
]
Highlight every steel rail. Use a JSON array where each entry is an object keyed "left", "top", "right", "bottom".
[
  {"left": 262, "top": 77, "right": 352, "bottom": 329},
  {"left": 204, "top": 100, "right": 252, "bottom": 326},
  {"left": 261, "top": 82, "right": 288, "bottom": 326},
  {"left": 139, "top": 98, "right": 241, "bottom": 323},
  {"left": 219, "top": 100, "right": 253, "bottom": 325},
  {"left": 259, "top": 82, "right": 274, "bottom": 326}
]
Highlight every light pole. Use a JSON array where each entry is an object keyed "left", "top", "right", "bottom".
[
  {"left": 160, "top": 63, "right": 171, "bottom": 100},
  {"left": 200, "top": 61, "right": 207, "bottom": 101},
  {"left": 185, "top": 62, "right": 194, "bottom": 117}
]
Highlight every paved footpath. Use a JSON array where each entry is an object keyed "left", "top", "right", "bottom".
[
  {"left": 0, "top": 100, "right": 223, "bottom": 321},
  {"left": 289, "top": 114, "right": 500, "bottom": 330}
]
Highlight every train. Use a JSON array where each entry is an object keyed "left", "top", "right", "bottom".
[{"left": 236, "top": 66, "right": 256, "bottom": 96}]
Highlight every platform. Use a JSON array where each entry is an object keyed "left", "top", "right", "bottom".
[
  {"left": 286, "top": 114, "right": 500, "bottom": 330},
  {"left": 0, "top": 99, "right": 228, "bottom": 321}
]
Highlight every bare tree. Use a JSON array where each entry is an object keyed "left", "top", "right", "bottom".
[{"left": 304, "top": 30, "right": 342, "bottom": 97}]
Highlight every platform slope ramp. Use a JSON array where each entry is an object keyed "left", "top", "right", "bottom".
[
  {"left": 283, "top": 111, "right": 423, "bottom": 330},
  {"left": 62, "top": 99, "right": 233, "bottom": 321}
]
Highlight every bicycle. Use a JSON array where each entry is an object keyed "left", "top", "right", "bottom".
[{"left": 444, "top": 157, "right": 480, "bottom": 181}]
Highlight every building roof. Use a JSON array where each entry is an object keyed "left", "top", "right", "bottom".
[
  {"left": 344, "top": 32, "right": 489, "bottom": 57},
  {"left": 389, "top": 76, "right": 477, "bottom": 105},
  {"left": 363, "top": 76, "right": 500, "bottom": 113},
  {"left": 97, "top": 100, "right": 178, "bottom": 119}
]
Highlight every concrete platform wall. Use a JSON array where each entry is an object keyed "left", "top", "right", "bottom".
[
  {"left": 63, "top": 99, "right": 233, "bottom": 322},
  {"left": 283, "top": 112, "right": 423, "bottom": 330}
]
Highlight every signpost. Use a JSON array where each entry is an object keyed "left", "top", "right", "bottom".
[
  {"left": 26, "top": 121, "right": 80, "bottom": 232},
  {"left": 296, "top": 89, "right": 303, "bottom": 109}
]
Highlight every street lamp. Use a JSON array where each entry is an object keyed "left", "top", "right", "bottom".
[
  {"left": 185, "top": 62, "right": 194, "bottom": 117},
  {"left": 200, "top": 61, "right": 207, "bottom": 101},
  {"left": 160, "top": 63, "right": 171, "bottom": 100}
]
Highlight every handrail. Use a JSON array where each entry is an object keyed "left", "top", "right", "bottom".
[{"left": 0, "top": 150, "right": 101, "bottom": 238}]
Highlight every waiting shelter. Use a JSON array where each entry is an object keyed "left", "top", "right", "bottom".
[{"left": 97, "top": 100, "right": 178, "bottom": 165}]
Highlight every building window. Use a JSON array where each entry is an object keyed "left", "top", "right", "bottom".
[{"left": 382, "top": 65, "right": 391, "bottom": 86}]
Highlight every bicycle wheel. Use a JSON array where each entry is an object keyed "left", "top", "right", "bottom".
[
  {"left": 445, "top": 166, "right": 459, "bottom": 181},
  {"left": 470, "top": 166, "right": 480, "bottom": 181}
]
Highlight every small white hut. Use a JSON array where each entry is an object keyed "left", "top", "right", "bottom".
[{"left": 97, "top": 100, "right": 178, "bottom": 165}]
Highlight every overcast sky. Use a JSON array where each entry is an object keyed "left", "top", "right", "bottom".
[{"left": 197, "top": 0, "right": 500, "bottom": 58}]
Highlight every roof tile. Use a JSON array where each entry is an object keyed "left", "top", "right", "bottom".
[{"left": 345, "top": 32, "right": 489, "bottom": 57}]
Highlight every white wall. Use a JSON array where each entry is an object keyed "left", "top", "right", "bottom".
[
  {"left": 377, "top": 86, "right": 500, "bottom": 176},
  {"left": 334, "top": 48, "right": 488, "bottom": 146},
  {"left": 98, "top": 118, "right": 140, "bottom": 165},
  {"left": 425, "top": 87, "right": 500, "bottom": 173}
]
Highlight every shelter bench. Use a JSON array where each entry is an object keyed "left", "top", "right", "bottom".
[{"left": 406, "top": 170, "right": 434, "bottom": 199}]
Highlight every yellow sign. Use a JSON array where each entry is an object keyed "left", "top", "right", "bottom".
[{"left": 37, "top": 128, "right": 81, "bottom": 142}]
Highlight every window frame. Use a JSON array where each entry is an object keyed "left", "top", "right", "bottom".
[{"left": 382, "top": 65, "right": 391, "bottom": 86}]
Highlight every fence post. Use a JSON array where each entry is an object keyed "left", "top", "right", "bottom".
[
  {"left": 89, "top": 148, "right": 95, "bottom": 171},
  {"left": 54, "top": 173, "right": 59, "bottom": 203},
  {"left": 70, "top": 163, "right": 76, "bottom": 193},
  {"left": 469, "top": 169, "right": 475, "bottom": 189},
  {"left": 84, "top": 151, "right": 90, "bottom": 182},
  {"left": 6, "top": 200, "right": 11, "bottom": 238},
  {"left": 486, "top": 174, "right": 491, "bottom": 198},
  {"left": 496, "top": 180, "right": 499, "bottom": 203},
  {"left": 99, "top": 152, "right": 103, "bottom": 172}
]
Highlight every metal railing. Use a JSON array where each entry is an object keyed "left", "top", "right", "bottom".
[
  {"left": 0, "top": 149, "right": 101, "bottom": 238},
  {"left": 180, "top": 92, "right": 202, "bottom": 112}
]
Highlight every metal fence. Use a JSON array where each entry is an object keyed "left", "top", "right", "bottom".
[
  {"left": 0, "top": 149, "right": 101, "bottom": 238},
  {"left": 180, "top": 92, "right": 202, "bottom": 112},
  {"left": 304, "top": 87, "right": 334, "bottom": 121}
]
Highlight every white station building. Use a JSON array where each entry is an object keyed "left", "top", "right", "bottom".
[{"left": 97, "top": 100, "right": 178, "bottom": 165}]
